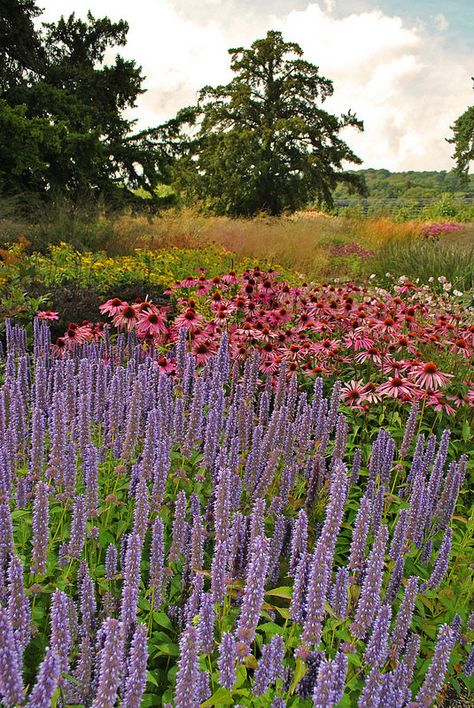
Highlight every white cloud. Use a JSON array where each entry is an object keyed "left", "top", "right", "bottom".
[
  {"left": 433, "top": 13, "right": 449, "bottom": 31},
  {"left": 37, "top": 0, "right": 472, "bottom": 170}
]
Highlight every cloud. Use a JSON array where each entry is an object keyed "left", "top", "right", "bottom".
[
  {"left": 433, "top": 13, "right": 449, "bottom": 31},
  {"left": 37, "top": 0, "right": 472, "bottom": 170}
]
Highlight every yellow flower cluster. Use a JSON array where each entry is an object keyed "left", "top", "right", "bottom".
[{"left": 32, "top": 242, "right": 297, "bottom": 290}]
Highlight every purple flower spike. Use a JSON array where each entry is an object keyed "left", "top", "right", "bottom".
[
  {"left": 351, "top": 525, "right": 388, "bottom": 640},
  {"left": 389, "top": 576, "right": 419, "bottom": 660},
  {"left": 358, "top": 667, "right": 382, "bottom": 707},
  {"left": 312, "top": 658, "right": 335, "bottom": 708},
  {"left": 302, "top": 542, "right": 330, "bottom": 647},
  {"left": 8, "top": 554, "right": 30, "bottom": 653},
  {"left": 27, "top": 647, "right": 60, "bottom": 708},
  {"left": 31, "top": 481, "right": 49, "bottom": 575},
  {"left": 0, "top": 607, "right": 24, "bottom": 706},
  {"left": 175, "top": 625, "right": 199, "bottom": 708},
  {"left": 364, "top": 604, "right": 392, "bottom": 667},
  {"left": 218, "top": 632, "right": 237, "bottom": 690},
  {"left": 50, "top": 590, "right": 71, "bottom": 677},
  {"left": 93, "top": 618, "right": 122, "bottom": 708},
  {"left": 198, "top": 592, "right": 215, "bottom": 655},
  {"left": 123, "top": 623, "right": 148, "bottom": 708},
  {"left": 415, "top": 624, "right": 456, "bottom": 706},
  {"left": 421, "top": 527, "right": 452, "bottom": 592},
  {"left": 235, "top": 535, "right": 270, "bottom": 650}
]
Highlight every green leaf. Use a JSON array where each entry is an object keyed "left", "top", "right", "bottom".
[
  {"left": 201, "top": 687, "right": 235, "bottom": 706},
  {"left": 265, "top": 586, "right": 292, "bottom": 599}
]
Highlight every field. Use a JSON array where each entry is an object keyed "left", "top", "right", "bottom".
[{"left": 0, "top": 212, "right": 473, "bottom": 707}]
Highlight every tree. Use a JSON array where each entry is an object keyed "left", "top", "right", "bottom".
[
  {"left": 0, "top": 2, "right": 176, "bottom": 205},
  {"left": 447, "top": 78, "right": 474, "bottom": 183},
  {"left": 173, "top": 31, "right": 366, "bottom": 216}
]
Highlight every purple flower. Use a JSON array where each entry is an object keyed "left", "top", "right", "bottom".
[
  {"left": 175, "top": 625, "right": 199, "bottom": 708},
  {"left": 218, "top": 632, "right": 237, "bottom": 690},
  {"left": 289, "top": 551, "right": 310, "bottom": 624},
  {"left": 463, "top": 646, "right": 474, "bottom": 677},
  {"left": 30, "top": 481, "right": 49, "bottom": 574},
  {"left": 389, "top": 575, "right": 419, "bottom": 660},
  {"left": 198, "top": 592, "right": 215, "bottom": 654},
  {"left": 105, "top": 544, "right": 118, "bottom": 580},
  {"left": 50, "top": 590, "right": 71, "bottom": 677},
  {"left": 168, "top": 490, "right": 187, "bottom": 564},
  {"left": 415, "top": 624, "right": 456, "bottom": 706},
  {"left": 358, "top": 667, "right": 382, "bottom": 707},
  {"left": 68, "top": 494, "right": 87, "bottom": 559},
  {"left": 399, "top": 400, "right": 419, "bottom": 458},
  {"left": 289, "top": 509, "right": 308, "bottom": 576},
  {"left": 149, "top": 518, "right": 165, "bottom": 604},
  {"left": 7, "top": 554, "right": 30, "bottom": 653},
  {"left": 79, "top": 567, "right": 97, "bottom": 637},
  {"left": 27, "top": 647, "right": 60, "bottom": 708},
  {"left": 348, "top": 492, "right": 371, "bottom": 572},
  {"left": 0, "top": 607, "right": 24, "bottom": 706},
  {"left": 302, "top": 542, "right": 330, "bottom": 647},
  {"left": 123, "top": 623, "right": 148, "bottom": 708},
  {"left": 312, "top": 658, "right": 335, "bottom": 708},
  {"left": 351, "top": 525, "right": 388, "bottom": 639},
  {"left": 332, "top": 651, "right": 348, "bottom": 704},
  {"left": 253, "top": 635, "right": 285, "bottom": 696},
  {"left": 389, "top": 508, "right": 408, "bottom": 561},
  {"left": 235, "top": 535, "right": 270, "bottom": 650},
  {"left": 211, "top": 540, "right": 228, "bottom": 604},
  {"left": 421, "top": 527, "right": 452, "bottom": 592},
  {"left": 132, "top": 478, "right": 149, "bottom": 541},
  {"left": 330, "top": 566, "right": 349, "bottom": 618},
  {"left": 364, "top": 604, "right": 392, "bottom": 667},
  {"left": 93, "top": 618, "right": 122, "bottom": 708},
  {"left": 214, "top": 467, "right": 232, "bottom": 543}
]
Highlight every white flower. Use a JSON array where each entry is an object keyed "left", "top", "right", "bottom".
[
  {"left": 438, "top": 275, "right": 447, "bottom": 283},
  {"left": 369, "top": 273, "right": 376, "bottom": 280},
  {"left": 443, "top": 282, "right": 452, "bottom": 292},
  {"left": 385, "top": 272, "right": 391, "bottom": 278},
  {"left": 453, "top": 289, "right": 463, "bottom": 296},
  {"left": 428, "top": 276, "right": 434, "bottom": 282}
]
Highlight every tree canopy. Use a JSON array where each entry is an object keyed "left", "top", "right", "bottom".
[
  {"left": 0, "top": 1, "right": 177, "bottom": 206},
  {"left": 172, "top": 31, "right": 366, "bottom": 216},
  {"left": 447, "top": 78, "right": 474, "bottom": 183}
]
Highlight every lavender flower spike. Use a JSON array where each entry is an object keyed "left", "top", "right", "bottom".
[
  {"left": 364, "top": 604, "right": 392, "bottom": 667},
  {"left": 0, "top": 607, "right": 24, "bottom": 706},
  {"left": 415, "top": 624, "right": 456, "bottom": 706},
  {"left": 421, "top": 527, "right": 452, "bottom": 592},
  {"left": 302, "top": 542, "right": 330, "bottom": 647},
  {"left": 123, "top": 623, "right": 148, "bottom": 708},
  {"left": 27, "top": 647, "right": 60, "bottom": 708},
  {"left": 30, "top": 481, "right": 49, "bottom": 575},
  {"left": 389, "top": 576, "right": 419, "bottom": 660},
  {"left": 218, "top": 632, "right": 237, "bottom": 690},
  {"left": 92, "top": 618, "right": 122, "bottom": 708},
  {"left": 175, "top": 625, "right": 199, "bottom": 708},
  {"left": 235, "top": 535, "right": 270, "bottom": 651},
  {"left": 351, "top": 525, "right": 388, "bottom": 640},
  {"left": 312, "top": 658, "right": 335, "bottom": 708}
]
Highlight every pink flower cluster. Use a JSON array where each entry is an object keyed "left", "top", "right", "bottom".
[
  {"left": 420, "top": 222, "right": 464, "bottom": 242},
  {"left": 53, "top": 269, "right": 473, "bottom": 413},
  {"left": 330, "top": 242, "right": 374, "bottom": 259}
]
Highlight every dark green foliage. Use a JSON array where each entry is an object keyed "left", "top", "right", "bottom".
[
  {"left": 0, "top": 1, "right": 176, "bottom": 206},
  {"left": 447, "top": 78, "right": 474, "bottom": 183},
  {"left": 173, "top": 31, "right": 366, "bottom": 216}
]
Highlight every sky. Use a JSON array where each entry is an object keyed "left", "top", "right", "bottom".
[{"left": 37, "top": 0, "right": 473, "bottom": 171}]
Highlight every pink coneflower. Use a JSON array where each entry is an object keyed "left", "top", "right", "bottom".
[
  {"left": 221, "top": 270, "right": 238, "bottom": 285},
  {"left": 37, "top": 310, "right": 59, "bottom": 321},
  {"left": 155, "top": 357, "right": 176, "bottom": 375},
  {"left": 426, "top": 392, "right": 455, "bottom": 416},
  {"left": 174, "top": 308, "right": 204, "bottom": 332},
  {"left": 377, "top": 376, "right": 415, "bottom": 399},
  {"left": 411, "top": 361, "right": 452, "bottom": 390},
  {"left": 112, "top": 304, "right": 139, "bottom": 331},
  {"left": 355, "top": 347, "right": 382, "bottom": 365},
  {"left": 64, "top": 324, "right": 86, "bottom": 349},
  {"left": 341, "top": 380, "right": 367, "bottom": 409},
  {"left": 192, "top": 339, "right": 217, "bottom": 365},
  {"left": 52, "top": 336, "right": 67, "bottom": 356},
  {"left": 99, "top": 298, "right": 126, "bottom": 317},
  {"left": 449, "top": 338, "right": 471, "bottom": 358},
  {"left": 136, "top": 309, "right": 167, "bottom": 339}
]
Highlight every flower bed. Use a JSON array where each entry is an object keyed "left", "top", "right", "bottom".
[{"left": 0, "top": 317, "right": 472, "bottom": 706}]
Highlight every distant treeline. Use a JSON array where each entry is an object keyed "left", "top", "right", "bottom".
[{"left": 330, "top": 169, "right": 474, "bottom": 220}]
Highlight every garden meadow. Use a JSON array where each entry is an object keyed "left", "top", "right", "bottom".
[{"left": 0, "top": 221, "right": 473, "bottom": 707}]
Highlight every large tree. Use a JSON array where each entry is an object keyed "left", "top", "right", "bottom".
[
  {"left": 447, "top": 78, "right": 474, "bottom": 183},
  {"left": 0, "top": 1, "right": 176, "bottom": 205},
  {"left": 173, "top": 31, "right": 366, "bottom": 216}
]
